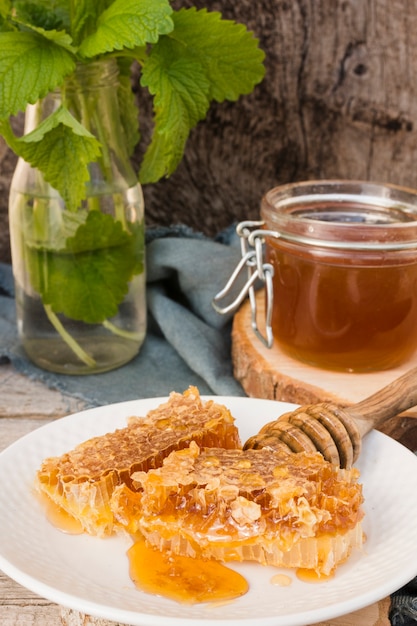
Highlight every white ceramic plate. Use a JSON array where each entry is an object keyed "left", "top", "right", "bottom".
[{"left": 0, "top": 396, "right": 416, "bottom": 626}]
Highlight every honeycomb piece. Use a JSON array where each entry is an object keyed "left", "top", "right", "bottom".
[
  {"left": 117, "top": 442, "right": 364, "bottom": 575},
  {"left": 36, "top": 387, "right": 241, "bottom": 536}
]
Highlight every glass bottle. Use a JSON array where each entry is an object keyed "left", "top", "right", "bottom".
[{"left": 9, "top": 59, "right": 146, "bottom": 374}]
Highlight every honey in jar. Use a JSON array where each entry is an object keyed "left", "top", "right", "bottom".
[{"left": 260, "top": 180, "right": 417, "bottom": 372}]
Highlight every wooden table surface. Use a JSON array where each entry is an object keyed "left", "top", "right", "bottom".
[{"left": 1, "top": 361, "right": 413, "bottom": 626}]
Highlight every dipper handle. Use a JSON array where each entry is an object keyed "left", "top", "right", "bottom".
[
  {"left": 244, "top": 366, "right": 417, "bottom": 468},
  {"left": 345, "top": 365, "right": 417, "bottom": 437}
]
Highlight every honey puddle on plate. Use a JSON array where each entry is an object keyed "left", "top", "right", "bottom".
[
  {"left": 271, "top": 570, "right": 333, "bottom": 586},
  {"left": 271, "top": 573, "right": 292, "bottom": 587},
  {"left": 127, "top": 538, "right": 249, "bottom": 604}
]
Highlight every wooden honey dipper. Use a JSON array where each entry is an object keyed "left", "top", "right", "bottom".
[{"left": 243, "top": 366, "right": 417, "bottom": 468}]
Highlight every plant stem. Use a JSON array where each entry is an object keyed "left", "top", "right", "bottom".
[
  {"left": 44, "top": 304, "right": 97, "bottom": 368},
  {"left": 102, "top": 319, "right": 143, "bottom": 341}
]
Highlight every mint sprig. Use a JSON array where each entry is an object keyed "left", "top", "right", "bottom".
[
  {"left": 0, "top": 1, "right": 265, "bottom": 191},
  {"left": 139, "top": 7, "right": 265, "bottom": 182},
  {"left": 0, "top": 0, "right": 265, "bottom": 366}
]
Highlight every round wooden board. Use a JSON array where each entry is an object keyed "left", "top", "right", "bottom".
[{"left": 232, "top": 294, "right": 417, "bottom": 450}]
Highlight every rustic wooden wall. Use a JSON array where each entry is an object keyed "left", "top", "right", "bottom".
[{"left": 1, "top": 0, "right": 417, "bottom": 263}]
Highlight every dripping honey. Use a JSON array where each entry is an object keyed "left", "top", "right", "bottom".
[
  {"left": 36, "top": 491, "right": 84, "bottom": 534},
  {"left": 296, "top": 568, "right": 334, "bottom": 583},
  {"left": 261, "top": 181, "right": 417, "bottom": 372},
  {"left": 39, "top": 494, "right": 339, "bottom": 603}
]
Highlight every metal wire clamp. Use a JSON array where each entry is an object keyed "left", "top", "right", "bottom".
[{"left": 212, "top": 220, "right": 278, "bottom": 348}]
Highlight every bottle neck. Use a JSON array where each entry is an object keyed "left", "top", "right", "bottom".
[
  {"left": 24, "top": 58, "right": 136, "bottom": 187},
  {"left": 65, "top": 58, "right": 121, "bottom": 92},
  {"left": 25, "top": 59, "right": 122, "bottom": 129}
]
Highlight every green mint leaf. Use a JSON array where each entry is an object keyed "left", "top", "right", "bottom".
[
  {"left": 0, "top": 19, "right": 13, "bottom": 33},
  {"left": 78, "top": 0, "right": 174, "bottom": 59},
  {"left": 0, "top": 31, "right": 76, "bottom": 117},
  {"left": 52, "top": 210, "right": 87, "bottom": 248},
  {"left": 29, "top": 211, "right": 143, "bottom": 323},
  {"left": 70, "top": 0, "right": 95, "bottom": 45},
  {"left": 10, "top": 106, "right": 101, "bottom": 211},
  {"left": 13, "top": 2, "right": 67, "bottom": 31},
  {"left": 139, "top": 124, "right": 187, "bottom": 184},
  {"left": 70, "top": 0, "right": 109, "bottom": 46},
  {"left": 167, "top": 8, "right": 265, "bottom": 102},
  {"left": 0, "top": 118, "right": 19, "bottom": 149},
  {"left": 18, "top": 0, "right": 71, "bottom": 16},
  {"left": 0, "top": 23, "right": 11, "bottom": 34},
  {"left": 142, "top": 43, "right": 211, "bottom": 129},
  {"left": 15, "top": 23, "right": 76, "bottom": 53},
  {"left": 0, "top": 0, "right": 11, "bottom": 21},
  {"left": 139, "top": 44, "right": 210, "bottom": 183}
]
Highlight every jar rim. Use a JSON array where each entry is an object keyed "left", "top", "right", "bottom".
[{"left": 260, "top": 180, "right": 417, "bottom": 250}]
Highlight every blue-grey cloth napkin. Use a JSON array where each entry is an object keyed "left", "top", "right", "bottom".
[{"left": 0, "top": 224, "right": 245, "bottom": 407}]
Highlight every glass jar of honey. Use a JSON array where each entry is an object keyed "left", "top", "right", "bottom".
[{"left": 259, "top": 180, "right": 417, "bottom": 372}]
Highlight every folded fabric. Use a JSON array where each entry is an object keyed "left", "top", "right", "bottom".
[
  {"left": 390, "top": 576, "right": 417, "bottom": 625},
  {"left": 0, "top": 224, "right": 246, "bottom": 406}
]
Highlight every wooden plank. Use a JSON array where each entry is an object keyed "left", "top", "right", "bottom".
[
  {"left": 0, "top": 362, "right": 86, "bottom": 420},
  {"left": 0, "top": 571, "right": 61, "bottom": 626},
  {"left": 0, "top": 415, "right": 63, "bottom": 625},
  {"left": 0, "top": 416, "right": 52, "bottom": 450}
]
